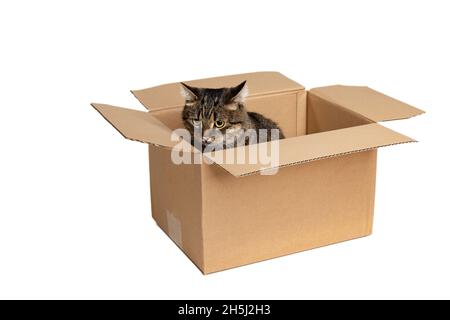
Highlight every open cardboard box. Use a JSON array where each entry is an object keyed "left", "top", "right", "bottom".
[{"left": 92, "top": 72, "right": 424, "bottom": 274}]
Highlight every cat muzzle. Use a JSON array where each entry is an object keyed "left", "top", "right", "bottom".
[{"left": 202, "top": 136, "right": 215, "bottom": 145}]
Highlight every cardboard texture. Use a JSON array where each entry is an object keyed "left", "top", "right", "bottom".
[{"left": 92, "top": 71, "right": 424, "bottom": 274}]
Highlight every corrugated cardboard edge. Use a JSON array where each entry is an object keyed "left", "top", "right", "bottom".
[
  {"left": 92, "top": 102, "right": 417, "bottom": 178},
  {"left": 239, "top": 140, "right": 414, "bottom": 177},
  {"left": 205, "top": 140, "right": 413, "bottom": 178},
  {"left": 204, "top": 123, "right": 416, "bottom": 177},
  {"left": 91, "top": 102, "right": 181, "bottom": 149}
]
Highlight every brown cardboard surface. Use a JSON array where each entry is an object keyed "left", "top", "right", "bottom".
[
  {"left": 307, "top": 91, "right": 372, "bottom": 134},
  {"left": 201, "top": 150, "right": 377, "bottom": 274},
  {"left": 132, "top": 71, "right": 304, "bottom": 111},
  {"left": 91, "top": 103, "right": 176, "bottom": 147},
  {"left": 296, "top": 90, "right": 307, "bottom": 136},
  {"left": 310, "top": 85, "right": 425, "bottom": 122},
  {"left": 208, "top": 123, "right": 414, "bottom": 177}
]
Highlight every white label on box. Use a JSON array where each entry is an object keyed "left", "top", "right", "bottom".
[{"left": 166, "top": 210, "right": 182, "bottom": 248}]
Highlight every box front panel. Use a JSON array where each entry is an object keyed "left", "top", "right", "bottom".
[
  {"left": 201, "top": 150, "right": 377, "bottom": 273},
  {"left": 148, "top": 145, "right": 204, "bottom": 270}
]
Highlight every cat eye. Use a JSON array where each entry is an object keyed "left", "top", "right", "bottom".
[
  {"left": 214, "top": 120, "right": 225, "bottom": 128},
  {"left": 191, "top": 119, "right": 201, "bottom": 127}
]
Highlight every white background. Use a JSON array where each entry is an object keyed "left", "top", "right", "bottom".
[{"left": 0, "top": 0, "right": 448, "bottom": 299}]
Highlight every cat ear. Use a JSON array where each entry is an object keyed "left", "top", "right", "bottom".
[
  {"left": 228, "top": 80, "right": 248, "bottom": 104},
  {"left": 180, "top": 82, "right": 200, "bottom": 101}
]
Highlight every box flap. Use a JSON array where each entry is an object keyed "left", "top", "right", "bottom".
[
  {"left": 209, "top": 123, "right": 415, "bottom": 177},
  {"left": 91, "top": 103, "right": 177, "bottom": 147},
  {"left": 132, "top": 71, "right": 304, "bottom": 110},
  {"left": 310, "top": 85, "right": 425, "bottom": 122}
]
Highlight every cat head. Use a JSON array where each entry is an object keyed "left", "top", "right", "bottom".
[{"left": 180, "top": 81, "right": 249, "bottom": 148}]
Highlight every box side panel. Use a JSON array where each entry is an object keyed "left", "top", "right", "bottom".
[
  {"left": 297, "top": 91, "right": 307, "bottom": 136},
  {"left": 201, "top": 150, "right": 377, "bottom": 274},
  {"left": 150, "top": 92, "right": 301, "bottom": 138},
  {"left": 307, "top": 91, "right": 372, "bottom": 134},
  {"left": 148, "top": 145, "right": 204, "bottom": 271}
]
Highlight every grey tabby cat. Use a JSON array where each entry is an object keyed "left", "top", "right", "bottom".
[{"left": 180, "top": 81, "right": 285, "bottom": 150}]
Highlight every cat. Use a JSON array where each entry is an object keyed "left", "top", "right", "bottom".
[{"left": 180, "top": 81, "right": 285, "bottom": 151}]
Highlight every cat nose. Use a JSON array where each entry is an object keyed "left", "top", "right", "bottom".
[{"left": 202, "top": 136, "right": 215, "bottom": 144}]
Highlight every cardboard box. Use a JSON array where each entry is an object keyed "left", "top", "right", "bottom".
[{"left": 92, "top": 72, "right": 424, "bottom": 274}]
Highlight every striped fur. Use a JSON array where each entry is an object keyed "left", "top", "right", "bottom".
[{"left": 181, "top": 81, "right": 284, "bottom": 150}]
